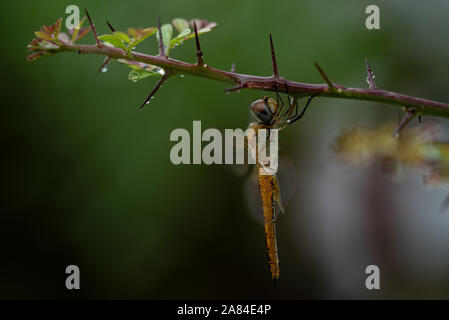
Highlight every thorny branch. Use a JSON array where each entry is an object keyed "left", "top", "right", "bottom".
[{"left": 28, "top": 11, "right": 449, "bottom": 136}]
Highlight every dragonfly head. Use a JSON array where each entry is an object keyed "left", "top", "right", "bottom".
[{"left": 250, "top": 96, "right": 277, "bottom": 124}]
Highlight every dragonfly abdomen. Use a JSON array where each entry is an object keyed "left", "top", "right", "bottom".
[{"left": 258, "top": 173, "right": 280, "bottom": 283}]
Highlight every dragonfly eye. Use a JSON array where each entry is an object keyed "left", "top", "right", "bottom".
[{"left": 251, "top": 99, "right": 274, "bottom": 124}]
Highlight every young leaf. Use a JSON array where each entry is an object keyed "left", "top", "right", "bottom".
[
  {"left": 70, "top": 16, "right": 87, "bottom": 42},
  {"left": 127, "top": 28, "right": 140, "bottom": 39},
  {"left": 57, "top": 32, "right": 70, "bottom": 43},
  {"left": 113, "top": 31, "right": 131, "bottom": 45},
  {"left": 39, "top": 40, "right": 60, "bottom": 49},
  {"left": 156, "top": 24, "right": 173, "bottom": 55},
  {"left": 35, "top": 31, "right": 54, "bottom": 42},
  {"left": 118, "top": 58, "right": 158, "bottom": 71},
  {"left": 128, "top": 27, "right": 157, "bottom": 39},
  {"left": 129, "top": 69, "right": 162, "bottom": 81},
  {"left": 74, "top": 27, "right": 91, "bottom": 42},
  {"left": 53, "top": 18, "right": 62, "bottom": 39},
  {"left": 27, "top": 38, "right": 41, "bottom": 51},
  {"left": 189, "top": 19, "right": 217, "bottom": 32},
  {"left": 172, "top": 18, "right": 189, "bottom": 33},
  {"left": 27, "top": 51, "right": 49, "bottom": 62},
  {"left": 177, "top": 20, "right": 217, "bottom": 43},
  {"left": 98, "top": 34, "right": 127, "bottom": 50},
  {"left": 128, "top": 27, "right": 157, "bottom": 48},
  {"left": 169, "top": 28, "right": 191, "bottom": 49}
]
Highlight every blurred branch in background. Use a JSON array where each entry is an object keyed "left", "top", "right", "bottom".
[{"left": 334, "top": 121, "right": 449, "bottom": 193}]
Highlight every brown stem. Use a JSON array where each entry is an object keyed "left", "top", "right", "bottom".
[{"left": 48, "top": 42, "right": 449, "bottom": 118}]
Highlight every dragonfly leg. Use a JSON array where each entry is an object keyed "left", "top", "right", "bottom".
[
  {"left": 284, "top": 96, "right": 297, "bottom": 118},
  {"left": 279, "top": 84, "right": 292, "bottom": 118},
  {"left": 285, "top": 96, "right": 314, "bottom": 124},
  {"left": 280, "top": 96, "right": 297, "bottom": 120},
  {"left": 278, "top": 85, "right": 296, "bottom": 120},
  {"left": 272, "top": 87, "right": 286, "bottom": 123}
]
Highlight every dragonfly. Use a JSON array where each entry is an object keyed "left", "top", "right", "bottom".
[{"left": 246, "top": 90, "right": 314, "bottom": 286}]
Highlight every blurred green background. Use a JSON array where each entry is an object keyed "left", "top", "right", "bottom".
[{"left": 1, "top": 0, "right": 449, "bottom": 299}]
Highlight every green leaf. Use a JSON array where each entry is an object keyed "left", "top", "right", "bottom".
[
  {"left": 169, "top": 28, "right": 191, "bottom": 49},
  {"left": 128, "top": 69, "right": 162, "bottom": 81},
  {"left": 113, "top": 31, "right": 131, "bottom": 44},
  {"left": 98, "top": 34, "right": 127, "bottom": 50},
  {"left": 156, "top": 24, "right": 173, "bottom": 55},
  {"left": 172, "top": 18, "right": 189, "bottom": 33},
  {"left": 118, "top": 59, "right": 156, "bottom": 71},
  {"left": 125, "top": 64, "right": 143, "bottom": 71}
]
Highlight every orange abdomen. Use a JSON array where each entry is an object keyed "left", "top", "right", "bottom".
[{"left": 258, "top": 172, "right": 280, "bottom": 282}]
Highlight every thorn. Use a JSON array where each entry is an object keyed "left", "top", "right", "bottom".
[
  {"left": 193, "top": 23, "right": 204, "bottom": 66},
  {"left": 314, "top": 62, "right": 333, "bottom": 89},
  {"left": 139, "top": 71, "right": 170, "bottom": 110},
  {"left": 393, "top": 107, "right": 417, "bottom": 137},
  {"left": 84, "top": 9, "right": 102, "bottom": 47},
  {"left": 224, "top": 82, "right": 247, "bottom": 93},
  {"left": 269, "top": 34, "right": 279, "bottom": 77},
  {"left": 106, "top": 20, "right": 115, "bottom": 32},
  {"left": 365, "top": 58, "right": 377, "bottom": 89},
  {"left": 157, "top": 17, "right": 165, "bottom": 57},
  {"left": 230, "top": 63, "right": 236, "bottom": 73},
  {"left": 98, "top": 56, "right": 111, "bottom": 73}
]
